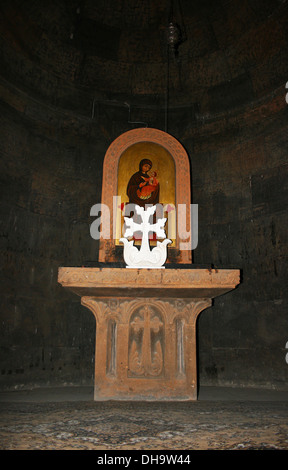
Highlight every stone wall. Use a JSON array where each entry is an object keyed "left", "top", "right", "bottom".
[
  {"left": 0, "top": 83, "right": 101, "bottom": 388},
  {"left": 181, "top": 89, "right": 288, "bottom": 389}
]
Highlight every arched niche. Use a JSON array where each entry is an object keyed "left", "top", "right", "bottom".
[{"left": 99, "top": 128, "right": 192, "bottom": 264}]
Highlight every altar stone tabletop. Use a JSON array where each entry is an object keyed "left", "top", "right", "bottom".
[{"left": 58, "top": 267, "right": 240, "bottom": 299}]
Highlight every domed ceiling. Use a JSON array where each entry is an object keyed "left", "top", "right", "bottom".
[{"left": 0, "top": 0, "right": 287, "bottom": 116}]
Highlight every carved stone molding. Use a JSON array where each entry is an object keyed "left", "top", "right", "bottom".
[
  {"left": 59, "top": 267, "right": 240, "bottom": 299},
  {"left": 81, "top": 296, "right": 211, "bottom": 324}
]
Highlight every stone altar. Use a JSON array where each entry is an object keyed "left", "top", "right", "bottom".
[
  {"left": 58, "top": 128, "right": 240, "bottom": 400},
  {"left": 58, "top": 267, "right": 240, "bottom": 400}
]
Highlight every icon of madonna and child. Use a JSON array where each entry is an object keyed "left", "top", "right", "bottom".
[
  {"left": 126, "top": 158, "right": 159, "bottom": 207},
  {"left": 124, "top": 158, "right": 166, "bottom": 242}
]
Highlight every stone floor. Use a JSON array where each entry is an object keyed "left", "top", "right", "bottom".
[{"left": 0, "top": 386, "right": 287, "bottom": 451}]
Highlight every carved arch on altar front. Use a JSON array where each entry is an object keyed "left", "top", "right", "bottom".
[{"left": 99, "top": 128, "right": 192, "bottom": 264}]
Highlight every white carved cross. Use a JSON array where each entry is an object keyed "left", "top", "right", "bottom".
[
  {"left": 124, "top": 205, "right": 166, "bottom": 253},
  {"left": 120, "top": 205, "right": 171, "bottom": 268}
]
